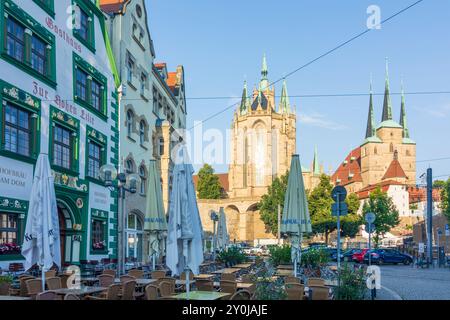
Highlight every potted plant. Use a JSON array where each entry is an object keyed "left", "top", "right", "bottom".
[
  {"left": 217, "top": 247, "right": 246, "bottom": 267},
  {"left": 0, "top": 275, "right": 13, "bottom": 295},
  {"left": 268, "top": 245, "right": 291, "bottom": 267},
  {"left": 301, "top": 248, "right": 330, "bottom": 277},
  {"left": 333, "top": 264, "right": 367, "bottom": 300},
  {"left": 253, "top": 270, "right": 287, "bottom": 300}
]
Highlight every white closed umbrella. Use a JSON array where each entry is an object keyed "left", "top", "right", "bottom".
[
  {"left": 21, "top": 154, "right": 61, "bottom": 290},
  {"left": 216, "top": 207, "right": 229, "bottom": 251},
  {"left": 144, "top": 160, "right": 168, "bottom": 270},
  {"left": 281, "top": 154, "right": 312, "bottom": 277},
  {"left": 166, "top": 149, "right": 204, "bottom": 298}
]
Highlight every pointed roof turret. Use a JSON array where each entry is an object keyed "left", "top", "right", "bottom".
[
  {"left": 382, "top": 58, "right": 393, "bottom": 121},
  {"left": 378, "top": 59, "right": 402, "bottom": 130},
  {"left": 363, "top": 78, "right": 382, "bottom": 145},
  {"left": 313, "top": 146, "right": 320, "bottom": 175},
  {"left": 399, "top": 81, "right": 415, "bottom": 144},
  {"left": 239, "top": 80, "right": 249, "bottom": 115},
  {"left": 279, "top": 79, "right": 291, "bottom": 113},
  {"left": 260, "top": 53, "right": 269, "bottom": 91}
]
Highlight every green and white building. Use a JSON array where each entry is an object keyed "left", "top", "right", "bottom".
[{"left": 0, "top": 0, "right": 120, "bottom": 269}]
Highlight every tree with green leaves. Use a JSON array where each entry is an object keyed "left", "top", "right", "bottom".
[
  {"left": 341, "top": 193, "right": 364, "bottom": 238},
  {"left": 362, "top": 187, "right": 400, "bottom": 246},
  {"left": 196, "top": 164, "right": 223, "bottom": 199},
  {"left": 259, "top": 172, "right": 289, "bottom": 235},
  {"left": 433, "top": 180, "right": 446, "bottom": 189},
  {"left": 441, "top": 178, "right": 450, "bottom": 221},
  {"left": 308, "top": 175, "right": 335, "bottom": 243}
]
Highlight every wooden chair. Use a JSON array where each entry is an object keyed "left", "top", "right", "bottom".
[
  {"left": 98, "top": 274, "right": 115, "bottom": 287},
  {"left": 121, "top": 280, "right": 136, "bottom": 300},
  {"left": 46, "top": 277, "right": 62, "bottom": 290},
  {"left": 0, "top": 282, "right": 10, "bottom": 295},
  {"left": 222, "top": 273, "right": 236, "bottom": 281},
  {"left": 86, "top": 284, "right": 121, "bottom": 300},
  {"left": 59, "top": 274, "right": 71, "bottom": 289},
  {"left": 220, "top": 280, "right": 237, "bottom": 295},
  {"left": 26, "top": 279, "right": 43, "bottom": 299},
  {"left": 36, "top": 291, "right": 57, "bottom": 300},
  {"left": 159, "top": 281, "right": 175, "bottom": 297},
  {"left": 285, "top": 276, "right": 301, "bottom": 284},
  {"left": 102, "top": 269, "right": 116, "bottom": 277},
  {"left": 128, "top": 269, "right": 144, "bottom": 279},
  {"left": 230, "top": 290, "right": 251, "bottom": 300},
  {"left": 120, "top": 275, "right": 136, "bottom": 284},
  {"left": 180, "top": 271, "right": 194, "bottom": 281},
  {"left": 9, "top": 275, "right": 34, "bottom": 297},
  {"left": 309, "top": 285, "right": 330, "bottom": 300},
  {"left": 151, "top": 270, "right": 166, "bottom": 280},
  {"left": 285, "top": 283, "right": 305, "bottom": 300},
  {"left": 64, "top": 293, "right": 80, "bottom": 300},
  {"left": 196, "top": 279, "right": 214, "bottom": 292},
  {"left": 308, "top": 278, "right": 325, "bottom": 286},
  {"left": 44, "top": 270, "right": 57, "bottom": 279},
  {"left": 145, "top": 284, "right": 159, "bottom": 300}
]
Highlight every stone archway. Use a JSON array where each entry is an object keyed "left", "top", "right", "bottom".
[{"left": 224, "top": 205, "right": 240, "bottom": 242}]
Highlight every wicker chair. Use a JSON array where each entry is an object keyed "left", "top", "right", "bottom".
[
  {"left": 180, "top": 271, "right": 194, "bottom": 281},
  {"left": 285, "top": 276, "right": 301, "bottom": 284},
  {"left": 308, "top": 278, "right": 325, "bottom": 286},
  {"left": 9, "top": 275, "right": 34, "bottom": 297},
  {"left": 309, "top": 285, "right": 330, "bottom": 300},
  {"left": 230, "top": 290, "right": 251, "bottom": 300},
  {"left": 86, "top": 284, "right": 121, "bottom": 300},
  {"left": 46, "top": 277, "right": 62, "bottom": 290},
  {"left": 26, "top": 279, "right": 43, "bottom": 299},
  {"left": 119, "top": 275, "right": 136, "bottom": 284},
  {"left": 64, "top": 293, "right": 80, "bottom": 300},
  {"left": 102, "top": 269, "right": 116, "bottom": 277},
  {"left": 44, "top": 270, "right": 57, "bottom": 279},
  {"left": 59, "top": 274, "right": 71, "bottom": 289},
  {"left": 159, "top": 277, "right": 176, "bottom": 294},
  {"left": 98, "top": 274, "right": 115, "bottom": 287},
  {"left": 220, "top": 280, "right": 237, "bottom": 295},
  {"left": 128, "top": 269, "right": 144, "bottom": 279},
  {"left": 285, "top": 283, "right": 305, "bottom": 300},
  {"left": 145, "top": 284, "right": 159, "bottom": 300},
  {"left": 0, "top": 282, "right": 10, "bottom": 295},
  {"left": 121, "top": 280, "right": 137, "bottom": 300},
  {"left": 196, "top": 279, "right": 214, "bottom": 292},
  {"left": 159, "top": 281, "right": 175, "bottom": 297},
  {"left": 151, "top": 270, "right": 166, "bottom": 280},
  {"left": 240, "top": 274, "right": 254, "bottom": 283},
  {"left": 221, "top": 273, "right": 236, "bottom": 281},
  {"left": 36, "top": 291, "right": 57, "bottom": 300}
]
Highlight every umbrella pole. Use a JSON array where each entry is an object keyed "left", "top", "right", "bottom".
[
  {"left": 40, "top": 264, "right": 45, "bottom": 292},
  {"left": 152, "top": 254, "right": 156, "bottom": 271}
]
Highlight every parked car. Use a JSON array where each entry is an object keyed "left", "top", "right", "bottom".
[
  {"left": 352, "top": 249, "right": 369, "bottom": 263},
  {"left": 332, "top": 249, "right": 360, "bottom": 262},
  {"left": 363, "top": 249, "right": 413, "bottom": 265}
]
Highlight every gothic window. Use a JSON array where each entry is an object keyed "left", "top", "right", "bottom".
[
  {"left": 126, "top": 159, "right": 134, "bottom": 174},
  {"left": 126, "top": 110, "right": 133, "bottom": 137},
  {"left": 243, "top": 136, "right": 248, "bottom": 188},
  {"left": 254, "top": 124, "right": 266, "bottom": 186},
  {"left": 139, "top": 120, "right": 145, "bottom": 145},
  {"left": 374, "top": 147, "right": 378, "bottom": 154},
  {"left": 390, "top": 143, "right": 394, "bottom": 153},
  {"left": 406, "top": 149, "right": 411, "bottom": 156},
  {"left": 139, "top": 165, "right": 147, "bottom": 195}
]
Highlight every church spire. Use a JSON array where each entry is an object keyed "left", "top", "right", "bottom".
[
  {"left": 260, "top": 53, "right": 269, "bottom": 91},
  {"left": 239, "top": 80, "right": 248, "bottom": 115},
  {"left": 313, "top": 146, "right": 320, "bottom": 175},
  {"left": 382, "top": 58, "right": 393, "bottom": 121},
  {"left": 399, "top": 81, "right": 410, "bottom": 139},
  {"left": 365, "top": 78, "right": 376, "bottom": 138},
  {"left": 279, "top": 79, "right": 290, "bottom": 113}
]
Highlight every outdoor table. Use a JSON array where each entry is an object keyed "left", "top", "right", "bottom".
[
  {"left": 0, "top": 295, "right": 32, "bottom": 300},
  {"left": 211, "top": 268, "right": 241, "bottom": 275},
  {"left": 114, "top": 278, "right": 158, "bottom": 286},
  {"left": 213, "top": 282, "right": 255, "bottom": 291},
  {"left": 194, "top": 274, "right": 215, "bottom": 280},
  {"left": 275, "top": 269, "right": 293, "bottom": 277},
  {"left": 176, "top": 279, "right": 196, "bottom": 287},
  {"left": 80, "top": 277, "right": 99, "bottom": 285},
  {"left": 51, "top": 286, "right": 108, "bottom": 297},
  {"left": 173, "top": 291, "right": 231, "bottom": 300},
  {"left": 231, "top": 263, "right": 252, "bottom": 269}
]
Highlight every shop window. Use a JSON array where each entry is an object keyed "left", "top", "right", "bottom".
[
  {"left": 0, "top": 212, "right": 20, "bottom": 256},
  {"left": 91, "top": 219, "right": 106, "bottom": 252}
]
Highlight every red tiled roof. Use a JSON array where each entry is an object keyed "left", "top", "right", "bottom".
[
  {"left": 192, "top": 173, "right": 229, "bottom": 192},
  {"left": 331, "top": 147, "right": 362, "bottom": 186},
  {"left": 407, "top": 187, "right": 442, "bottom": 203},
  {"left": 356, "top": 180, "right": 404, "bottom": 199},
  {"left": 382, "top": 159, "right": 407, "bottom": 180},
  {"left": 167, "top": 72, "right": 177, "bottom": 92},
  {"left": 154, "top": 63, "right": 167, "bottom": 69},
  {"left": 99, "top": 0, "right": 130, "bottom": 14}
]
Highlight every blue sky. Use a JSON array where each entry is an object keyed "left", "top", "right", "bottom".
[{"left": 146, "top": 0, "right": 450, "bottom": 181}]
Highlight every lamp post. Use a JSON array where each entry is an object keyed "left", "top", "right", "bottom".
[
  {"left": 210, "top": 210, "right": 219, "bottom": 261},
  {"left": 100, "top": 164, "right": 140, "bottom": 275}
]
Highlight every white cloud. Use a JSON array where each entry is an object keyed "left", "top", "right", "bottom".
[{"left": 297, "top": 112, "right": 348, "bottom": 130}]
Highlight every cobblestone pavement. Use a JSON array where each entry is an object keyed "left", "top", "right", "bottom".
[{"left": 375, "top": 265, "right": 450, "bottom": 300}]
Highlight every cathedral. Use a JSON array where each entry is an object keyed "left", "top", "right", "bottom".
[
  {"left": 194, "top": 56, "right": 322, "bottom": 244},
  {"left": 332, "top": 62, "right": 416, "bottom": 194}
]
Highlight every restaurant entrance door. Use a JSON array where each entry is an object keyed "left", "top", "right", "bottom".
[{"left": 57, "top": 200, "right": 82, "bottom": 267}]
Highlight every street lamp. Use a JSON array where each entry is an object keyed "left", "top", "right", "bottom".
[
  {"left": 210, "top": 210, "right": 219, "bottom": 261},
  {"left": 100, "top": 164, "right": 140, "bottom": 275}
]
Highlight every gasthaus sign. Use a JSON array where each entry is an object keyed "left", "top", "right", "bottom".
[{"left": 0, "top": 156, "right": 33, "bottom": 200}]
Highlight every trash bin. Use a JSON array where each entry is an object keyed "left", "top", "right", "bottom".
[{"left": 438, "top": 247, "right": 445, "bottom": 267}]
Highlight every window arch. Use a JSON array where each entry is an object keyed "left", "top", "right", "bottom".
[
  {"left": 390, "top": 143, "right": 394, "bottom": 153},
  {"left": 126, "top": 110, "right": 134, "bottom": 137},
  {"left": 125, "top": 158, "right": 135, "bottom": 173},
  {"left": 139, "top": 165, "right": 147, "bottom": 194},
  {"left": 139, "top": 120, "right": 145, "bottom": 145},
  {"left": 374, "top": 147, "right": 378, "bottom": 155}
]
